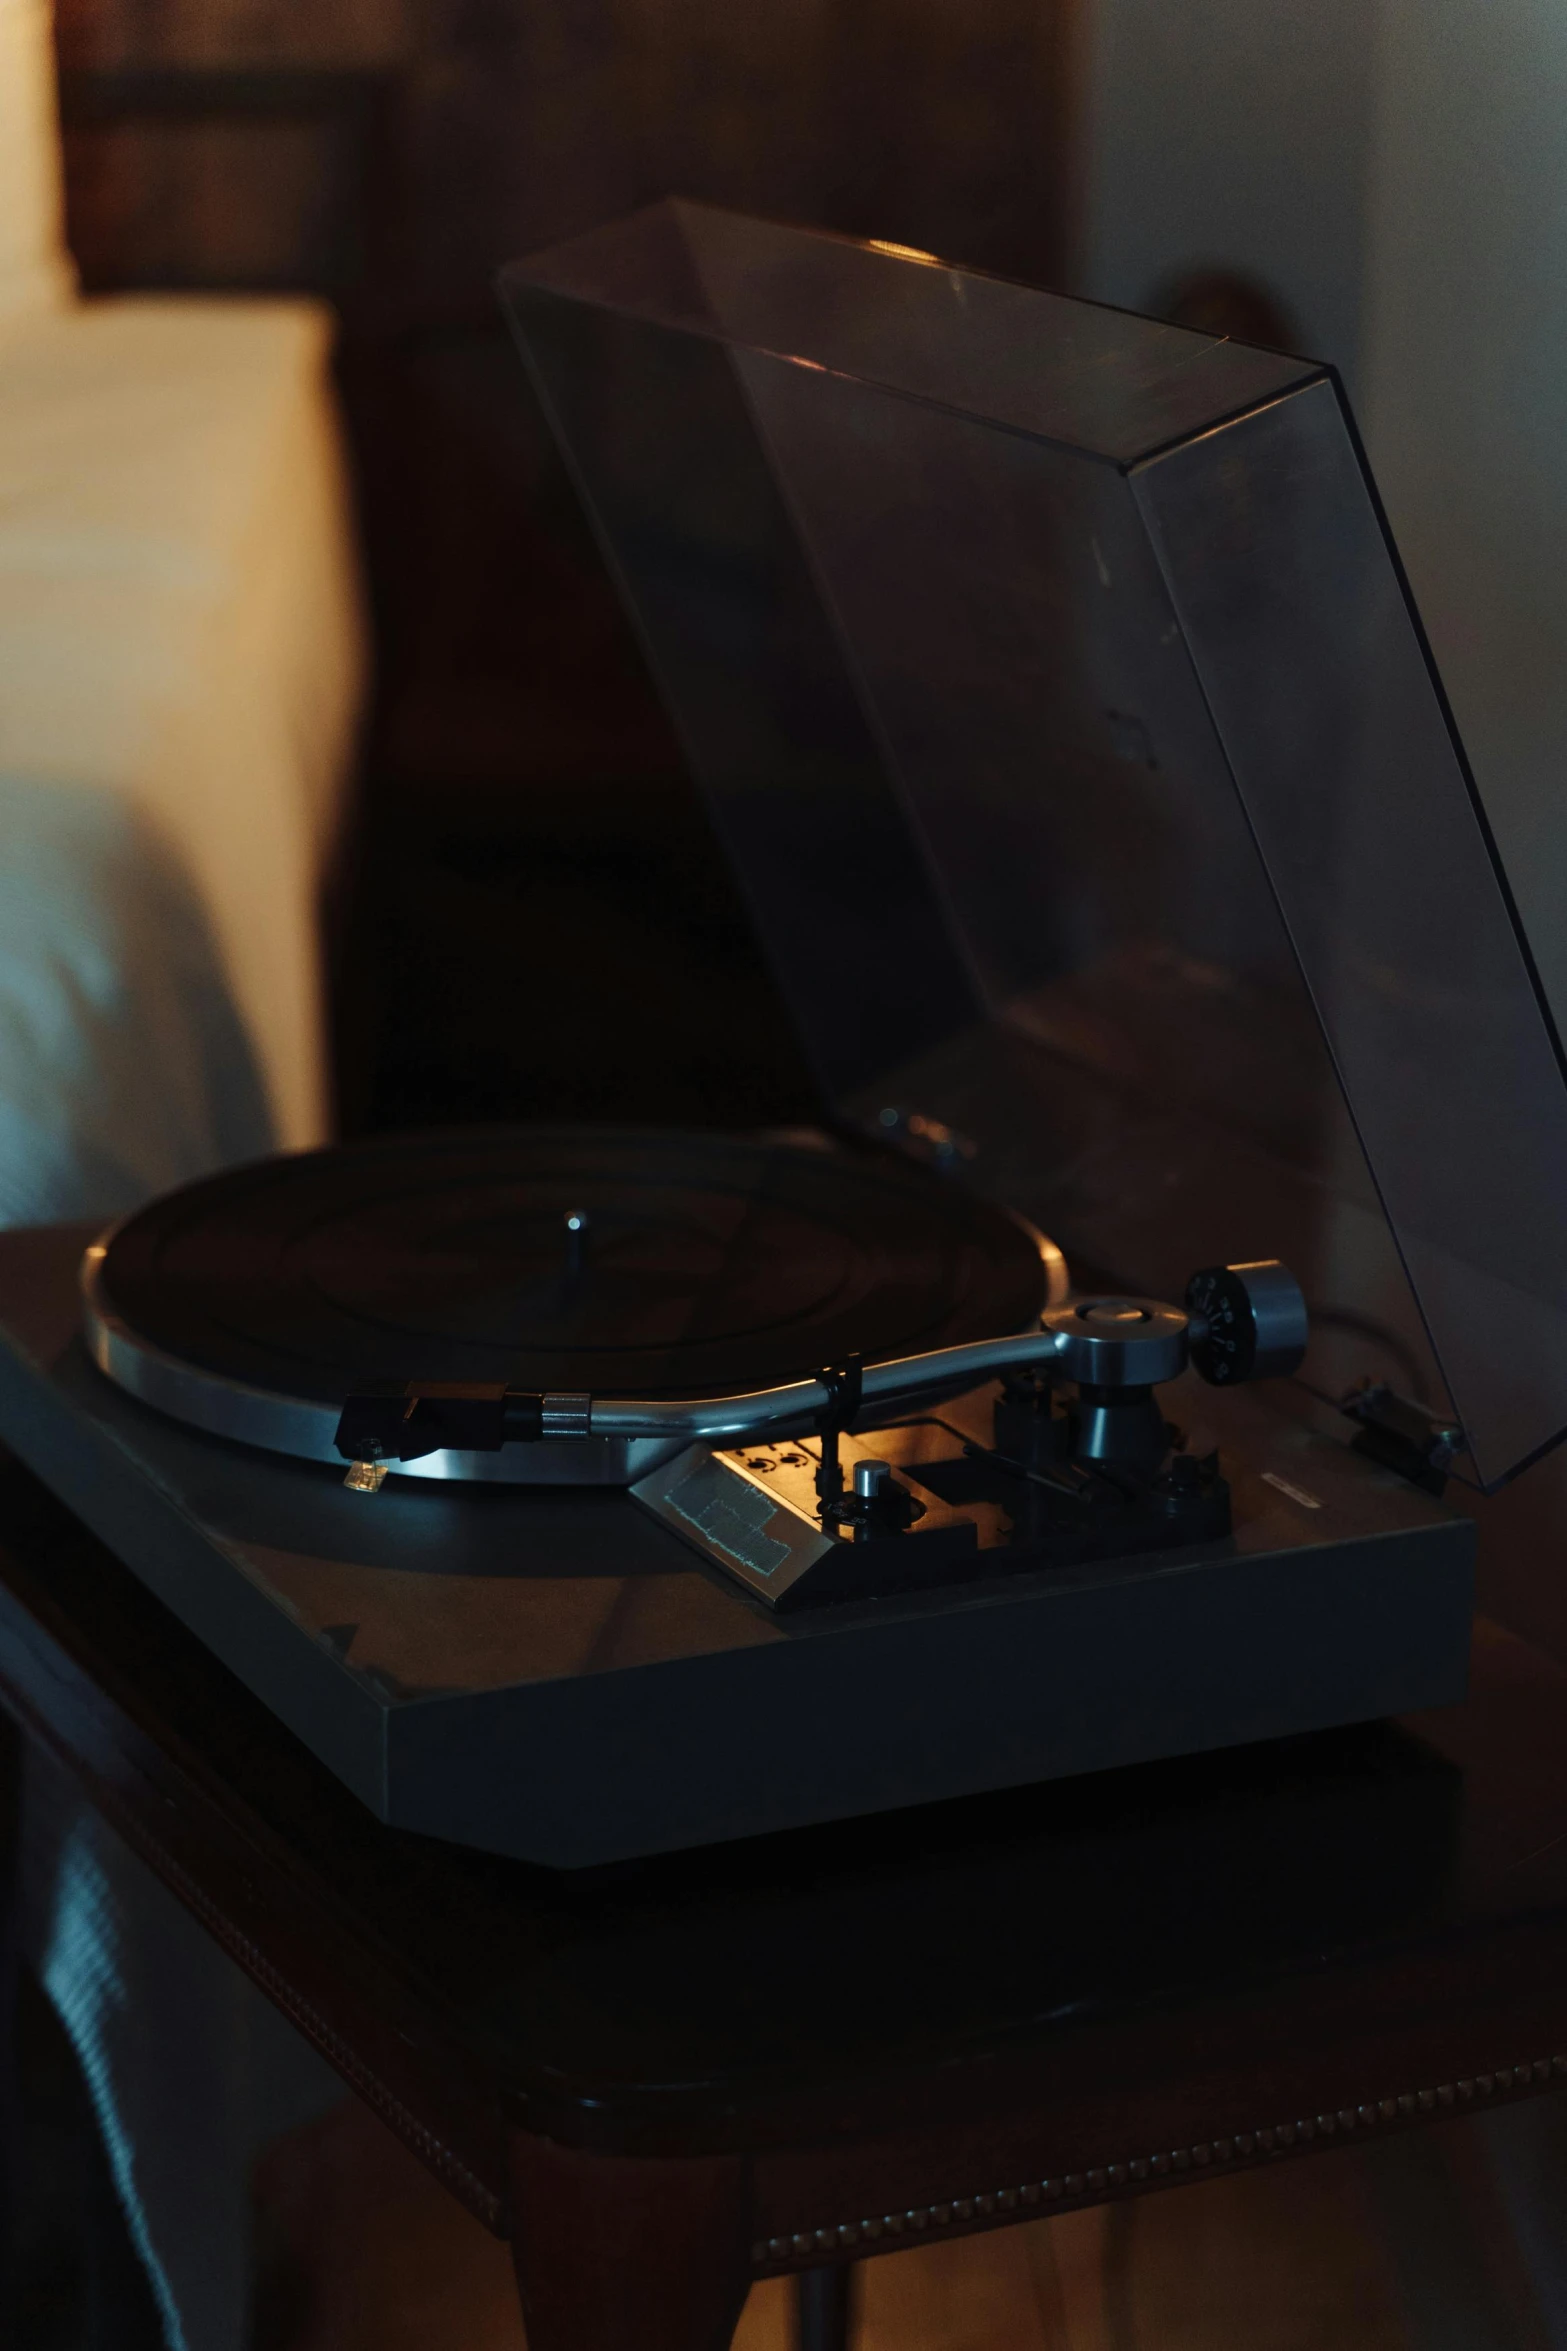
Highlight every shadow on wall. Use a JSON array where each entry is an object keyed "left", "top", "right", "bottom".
[{"left": 1151, "top": 268, "right": 1299, "bottom": 354}]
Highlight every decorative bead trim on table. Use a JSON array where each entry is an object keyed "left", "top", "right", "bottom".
[
  {"left": 143, "top": 1839, "right": 509, "bottom": 2236},
  {"left": 749, "top": 2054, "right": 1567, "bottom": 2271}
]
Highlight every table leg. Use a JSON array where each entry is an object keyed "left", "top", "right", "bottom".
[
  {"left": 798, "top": 2261, "right": 855, "bottom": 2351},
  {"left": 508, "top": 2134, "right": 752, "bottom": 2351}
]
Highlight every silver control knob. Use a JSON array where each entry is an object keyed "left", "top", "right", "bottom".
[
  {"left": 853, "top": 1457, "right": 892, "bottom": 1501},
  {"left": 1184, "top": 1260, "right": 1308, "bottom": 1386}
]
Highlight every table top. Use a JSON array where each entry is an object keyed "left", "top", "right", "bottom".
[{"left": 5, "top": 1441, "right": 1567, "bottom": 2218}]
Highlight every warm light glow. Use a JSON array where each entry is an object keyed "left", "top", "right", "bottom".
[{"left": 866, "top": 238, "right": 940, "bottom": 266}]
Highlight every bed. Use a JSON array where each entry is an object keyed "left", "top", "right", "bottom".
[{"left": 2, "top": 5, "right": 367, "bottom": 2341}]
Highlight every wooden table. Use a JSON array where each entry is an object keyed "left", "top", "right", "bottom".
[{"left": 3, "top": 1448, "right": 1567, "bottom": 2351}]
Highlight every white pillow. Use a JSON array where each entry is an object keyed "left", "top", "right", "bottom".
[{"left": 0, "top": 0, "right": 75, "bottom": 330}]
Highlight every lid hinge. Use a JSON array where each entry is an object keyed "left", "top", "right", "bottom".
[{"left": 1340, "top": 1380, "right": 1462, "bottom": 1495}]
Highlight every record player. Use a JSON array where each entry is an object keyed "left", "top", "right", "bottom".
[{"left": 5, "top": 200, "right": 1564, "bottom": 1868}]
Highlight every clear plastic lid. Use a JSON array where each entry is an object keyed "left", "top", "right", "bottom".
[{"left": 501, "top": 200, "right": 1567, "bottom": 1492}]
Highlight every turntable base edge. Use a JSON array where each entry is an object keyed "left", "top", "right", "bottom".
[{"left": 0, "top": 1226, "right": 1474, "bottom": 1869}]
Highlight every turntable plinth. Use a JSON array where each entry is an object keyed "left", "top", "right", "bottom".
[{"left": 0, "top": 1222, "right": 1471, "bottom": 1867}]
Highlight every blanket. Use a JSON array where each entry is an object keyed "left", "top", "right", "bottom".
[{"left": 0, "top": 772, "right": 341, "bottom": 2351}]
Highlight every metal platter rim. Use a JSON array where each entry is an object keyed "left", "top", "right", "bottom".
[
  {"left": 79, "top": 1235, "right": 687, "bottom": 1487},
  {"left": 78, "top": 1184, "right": 1068, "bottom": 1488}
]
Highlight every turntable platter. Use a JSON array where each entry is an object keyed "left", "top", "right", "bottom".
[{"left": 83, "top": 1127, "right": 1061, "bottom": 1483}]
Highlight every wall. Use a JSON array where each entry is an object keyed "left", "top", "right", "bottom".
[
  {"left": 1360, "top": 0, "right": 1567, "bottom": 1023},
  {"left": 1080, "top": 0, "right": 1567, "bottom": 1023},
  {"left": 1079, "top": 0, "right": 1378, "bottom": 388}
]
